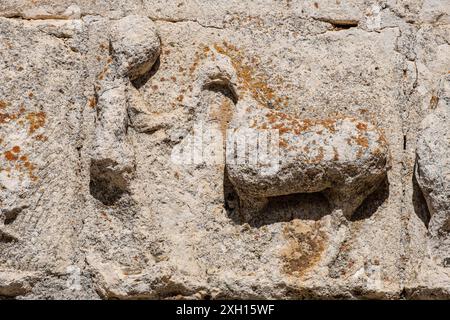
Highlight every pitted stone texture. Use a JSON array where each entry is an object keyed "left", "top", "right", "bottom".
[
  {"left": 415, "top": 75, "right": 450, "bottom": 265},
  {"left": 228, "top": 104, "right": 389, "bottom": 219},
  {"left": 111, "top": 15, "right": 161, "bottom": 81},
  {"left": 0, "top": 0, "right": 449, "bottom": 300},
  {"left": 0, "top": 17, "right": 85, "bottom": 274},
  {"left": 0, "top": 270, "right": 41, "bottom": 297}
]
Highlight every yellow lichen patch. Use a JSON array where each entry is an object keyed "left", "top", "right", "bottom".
[
  {"left": 26, "top": 111, "right": 46, "bottom": 134},
  {"left": 281, "top": 220, "right": 327, "bottom": 278}
]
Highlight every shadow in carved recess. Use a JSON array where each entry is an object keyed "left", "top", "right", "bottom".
[
  {"left": 412, "top": 167, "right": 431, "bottom": 228},
  {"left": 89, "top": 159, "right": 130, "bottom": 206},
  {"left": 131, "top": 56, "right": 160, "bottom": 90},
  {"left": 225, "top": 176, "right": 388, "bottom": 228},
  {"left": 349, "top": 175, "right": 390, "bottom": 222}
]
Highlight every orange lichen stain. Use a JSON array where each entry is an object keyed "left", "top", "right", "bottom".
[
  {"left": 0, "top": 112, "right": 15, "bottom": 124},
  {"left": 2, "top": 146, "right": 37, "bottom": 181},
  {"left": 263, "top": 110, "right": 338, "bottom": 136},
  {"left": 176, "top": 95, "right": 184, "bottom": 102},
  {"left": 23, "top": 160, "right": 37, "bottom": 181},
  {"left": 281, "top": 220, "right": 327, "bottom": 278},
  {"left": 213, "top": 42, "right": 288, "bottom": 109},
  {"left": 88, "top": 96, "right": 97, "bottom": 108},
  {"left": 430, "top": 95, "right": 439, "bottom": 109},
  {"left": 0, "top": 104, "right": 28, "bottom": 125},
  {"left": 279, "top": 138, "right": 288, "bottom": 149},
  {"left": 0, "top": 100, "right": 7, "bottom": 109},
  {"left": 356, "top": 122, "right": 367, "bottom": 131},
  {"left": 34, "top": 134, "right": 48, "bottom": 142},
  {"left": 4, "top": 150, "right": 18, "bottom": 161},
  {"left": 171, "top": 76, "right": 177, "bottom": 82},
  {"left": 354, "top": 135, "right": 369, "bottom": 148},
  {"left": 26, "top": 112, "right": 46, "bottom": 134},
  {"left": 96, "top": 58, "right": 112, "bottom": 80},
  {"left": 358, "top": 108, "right": 368, "bottom": 115},
  {"left": 188, "top": 46, "right": 211, "bottom": 76},
  {"left": 28, "top": 92, "right": 34, "bottom": 98}
]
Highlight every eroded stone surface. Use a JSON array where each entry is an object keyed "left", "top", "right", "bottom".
[
  {"left": 0, "top": 1, "right": 449, "bottom": 299},
  {"left": 415, "top": 75, "right": 450, "bottom": 267}
]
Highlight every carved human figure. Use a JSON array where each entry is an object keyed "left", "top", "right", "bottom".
[{"left": 90, "top": 15, "right": 161, "bottom": 204}]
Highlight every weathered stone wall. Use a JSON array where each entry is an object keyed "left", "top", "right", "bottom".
[{"left": 0, "top": 0, "right": 449, "bottom": 299}]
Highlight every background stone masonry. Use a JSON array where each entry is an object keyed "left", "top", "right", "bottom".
[{"left": 0, "top": 0, "right": 449, "bottom": 299}]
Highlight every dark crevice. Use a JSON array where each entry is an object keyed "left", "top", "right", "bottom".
[
  {"left": 131, "top": 56, "right": 160, "bottom": 90},
  {"left": 89, "top": 159, "right": 130, "bottom": 206},
  {"left": 316, "top": 18, "right": 359, "bottom": 30},
  {"left": 330, "top": 21, "right": 359, "bottom": 30},
  {"left": 349, "top": 176, "right": 390, "bottom": 222},
  {"left": 412, "top": 167, "right": 431, "bottom": 228},
  {"left": 2, "top": 206, "right": 27, "bottom": 225},
  {"left": 0, "top": 231, "right": 17, "bottom": 243},
  {"left": 226, "top": 187, "right": 333, "bottom": 227}
]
